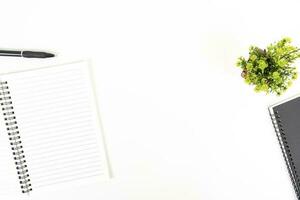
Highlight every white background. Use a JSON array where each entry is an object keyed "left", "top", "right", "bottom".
[{"left": 0, "top": 0, "right": 300, "bottom": 199}]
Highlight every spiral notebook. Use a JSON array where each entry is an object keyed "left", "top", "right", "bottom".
[
  {"left": 0, "top": 61, "right": 110, "bottom": 196},
  {"left": 269, "top": 95, "right": 300, "bottom": 199}
]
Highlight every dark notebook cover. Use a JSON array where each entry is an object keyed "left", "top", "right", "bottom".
[{"left": 269, "top": 96, "right": 300, "bottom": 199}]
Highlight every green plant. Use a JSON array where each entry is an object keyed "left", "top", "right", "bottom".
[{"left": 236, "top": 37, "right": 300, "bottom": 95}]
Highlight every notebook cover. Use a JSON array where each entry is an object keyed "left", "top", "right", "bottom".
[{"left": 269, "top": 96, "right": 300, "bottom": 199}]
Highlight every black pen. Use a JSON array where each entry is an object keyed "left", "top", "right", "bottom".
[{"left": 0, "top": 50, "right": 55, "bottom": 58}]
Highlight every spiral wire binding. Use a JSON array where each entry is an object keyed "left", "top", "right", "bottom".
[
  {"left": 270, "top": 110, "right": 300, "bottom": 199},
  {"left": 0, "top": 81, "right": 32, "bottom": 194}
]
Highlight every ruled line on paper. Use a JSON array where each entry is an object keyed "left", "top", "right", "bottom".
[
  {"left": 30, "top": 154, "right": 102, "bottom": 171},
  {"left": 14, "top": 93, "right": 90, "bottom": 114},
  {"left": 23, "top": 127, "right": 94, "bottom": 144},
  {"left": 33, "top": 163, "right": 103, "bottom": 181},
  {"left": 30, "top": 154, "right": 102, "bottom": 172},
  {"left": 21, "top": 124, "right": 94, "bottom": 140},
  {"left": 14, "top": 89, "right": 89, "bottom": 109},
  {"left": 34, "top": 173, "right": 105, "bottom": 188},
  {"left": 9, "top": 67, "right": 83, "bottom": 84},
  {"left": 16, "top": 105, "right": 92, "bottom": 123}
]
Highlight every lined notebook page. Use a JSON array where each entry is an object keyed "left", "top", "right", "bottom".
[{"left": 0, "top": 61, "right": 110, "bottom": 191}]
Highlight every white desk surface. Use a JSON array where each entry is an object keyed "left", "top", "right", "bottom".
[{"left": 1, "top": 0, "right": 300, "bottom": 199}]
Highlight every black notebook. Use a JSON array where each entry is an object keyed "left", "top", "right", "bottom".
[
  {"left": 269, "top": 96, "right": 300, "bottom": 199},
  {"left": 0, "top": 61, "right": 110, "bottom": 197}
]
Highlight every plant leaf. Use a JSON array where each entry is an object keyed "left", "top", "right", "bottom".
[{"left": 258, "top": 60, "right": 267, "bottom": 72}]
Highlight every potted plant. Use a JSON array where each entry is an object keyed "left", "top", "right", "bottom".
[{"left": 236, "top": 37, "right": 300, "bottom": 95}]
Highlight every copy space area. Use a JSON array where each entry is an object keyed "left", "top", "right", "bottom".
[{"left": 0, "top": 0, "right": 299, "bottom": 199}]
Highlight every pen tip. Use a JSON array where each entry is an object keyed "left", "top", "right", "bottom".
[{"left": 45, "top": 53, "right": 55, "bottom": 58}]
